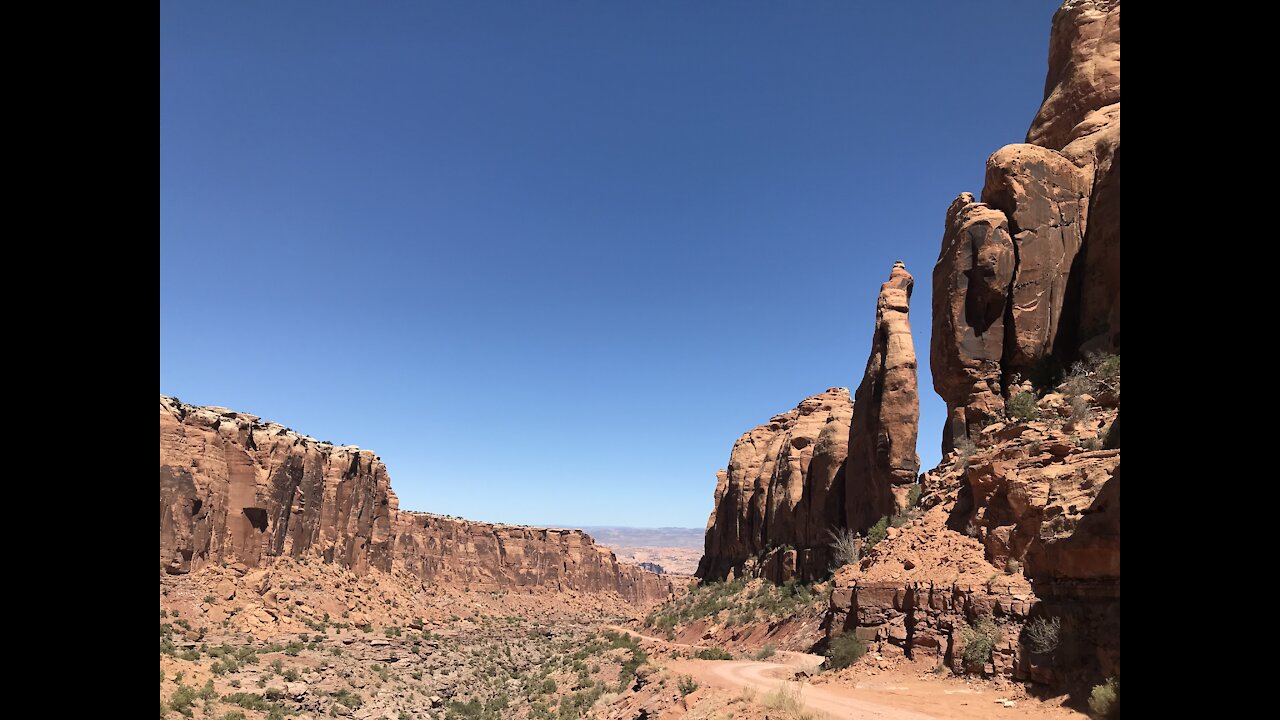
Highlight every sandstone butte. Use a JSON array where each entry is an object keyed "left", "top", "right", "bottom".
[
  {"left": 696, "top": 0, "right": 1119, "bottom": 695},
  {"left": 158, "top": 395, "right": 672, "bottom": 605}
]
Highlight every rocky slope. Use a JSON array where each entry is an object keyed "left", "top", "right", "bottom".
[
  {"left": 698, "top": 261, "right": 921, "bottom": 583},
  {"left": 159, "top": 395, "right": 671, "bottom": 605}
]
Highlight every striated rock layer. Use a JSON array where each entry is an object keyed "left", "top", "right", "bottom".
[
  {"left": 158, "top": 396, "right": 671, "bottom": 605},
  {"left": 932, "top": 0, "right": 1119, "bottom": 452}
]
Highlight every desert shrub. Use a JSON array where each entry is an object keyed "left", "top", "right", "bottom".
[
  {"left": 825, "top": 632, "right": 867, "bottom": 670},
  {"left": 762, "top": 682, "right": 821, "bottom": 719},
  {"left": 1069, "top": 395, "right": 1092, "bottom": 423},
  {"left": 168, "top": 684, "right": 198, "bottom": 716},
  {"left": 695, "top": 647, "right": 733, "bottom": 660},
  {"left": 827, "top": 526, "right": 860, "bottom": 569},
  {"left": 906, "top": 483, "right": 922, "bottom": 507},
  {"left": 221, "top": 713, "right": 247, "bottom": 720},
  {"left": 1006, "top": 392, "right": 1040, "bottom": 422},
  {"left": 864, "top": 516, "right": 889, "bottom": 550},
  {"left": 677, "top": 675, "right": 699, "bottom": 696},
  {"left": 754, "top": 644, "right": 777, "bottom": 660},
  {"left": 1005, "top": 558, "right": 1021, "bottom": 574},
  {"left": 1088, "top": 677, "right": 1120, "bottom": 719},
  {"left": 1095, "top": 353, "right": 1120, "bottom": 386},
  {"left": 1025, "top": 616, "right": 1061, "bottom": 654},
  {"left": 961, "top": 616, "right": 1001, "bottom": 668},
  {"left": 955, "top": 435, "right": 977, "bottom": 470}
]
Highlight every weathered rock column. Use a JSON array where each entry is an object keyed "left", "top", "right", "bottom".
[{"left": 846, "top": 262, "right": 920, "bottom": 529}]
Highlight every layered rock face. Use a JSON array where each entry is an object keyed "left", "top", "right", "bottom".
[
  {"left": 393, "top": 513, "right": 670, "bottom": 604},
  {"left": 159, "top": 396, "right": 670, "bottom": 605},
  {"left": 932, "top": 0, "right": 1120, "bottom": 452},
  {"left": 696, "top": 388, "right": 853, "bottom": 582},
  {"left": 846, "top": 262, "right": 921, "bottom": 529},
  {"left": 699, "top": 262, "right": 921, "bottom": 582},
  {"left": 159, "top": 396, "right": 396, "bottom": 576}
]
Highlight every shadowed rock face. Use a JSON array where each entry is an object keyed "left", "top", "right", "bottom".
[
  {"left": 931, "top": 195, "right": 1015, "bottom": 448},
  {"left": 931, "top": 0, "right": 1119, "bottom": 451},
  {"left": 846, "top": 262, "right": 921, "bottom": 531},
  {"left": 158, "top": 396, "right": 670, "bottom": 604}
]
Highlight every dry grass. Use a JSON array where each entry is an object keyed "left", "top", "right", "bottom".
[{"left": 762, "top": 681, "right": 823, "bottom": 719}]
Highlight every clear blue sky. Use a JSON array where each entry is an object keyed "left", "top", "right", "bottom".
[{"left": 161, "top": 1, "right": 1058, "bottom": 528}]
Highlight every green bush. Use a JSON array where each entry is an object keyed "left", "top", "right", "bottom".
[
  {"left": 1025, "top": 616, "right": 1061, "bottom": 654},
  {"left": 864, "top": 516, "right": 889, "bottom": 550},
  {"left": 1006, "top": 392, "right": 1040, "bottom": 422},
  {"left": 1088, "top": 677, "right": 1120, "bottom": 719},
  {"left": 677, "top": 675, "right": 699, "bottom": 696},
  {"left": 906, "top": 483, "right": 922, "bottom": 507},
  {"left": 754, "top": 644, "right": 777, "bottom": 660},
  {"left": 825, "top": 632, "right": 867, "bottom": 670},
  {"left": 695, "top": 647, "right": 733, "bottom": 660},
  {"left": 168, "top": 684, "right": 198, "bottom": 717},
  {"left": 961, "top": 616, "right": 1000, "bottom": 668}
]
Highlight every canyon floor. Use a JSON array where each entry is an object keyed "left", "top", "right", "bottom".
[{"left": 160, "top": 561, "right": 1087, "bottom": 720}]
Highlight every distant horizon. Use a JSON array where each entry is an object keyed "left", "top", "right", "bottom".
[{"left": 161, "top": 1, "right": 1061, "bottom": 527}]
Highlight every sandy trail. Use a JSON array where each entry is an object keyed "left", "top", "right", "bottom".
[{"left": 605, "top": 624, "right": 937, "bottom": 719}]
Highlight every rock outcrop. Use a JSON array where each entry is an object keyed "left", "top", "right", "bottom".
[
  {"left": 827, "top": 389, "right": 1120, "bottom": 688},
  {"left": 846, "top": 262, "right": 921, "bottom": 529},
  {"left": 829, "top": 0, "right": 1119, "bottom": 694},
  {"left": 696, "top": 388, "right": 853, "bottom": 582},
  {"left": 698, "top": 261, "right": 921, "bottom": 582},
  {"left": 931, "top": 0, "right": 1119, "bottom": 452},
  {"left": 159, "top": 396, "right": 671, "bottom": 605}
]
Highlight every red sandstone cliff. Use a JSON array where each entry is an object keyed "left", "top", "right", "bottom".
[
  {"left": 159, "top": 396, "right": 670, "bottom": 605},
  {"left": 698, "top": 262, "right": 921, "bottom": 582},
  {"left": 830, "top": 0, "right": 1120, "bottom": 693},
  {"left": 932, "top": 0, "right": 1119, "bottom": 452},
  {"left": 696, "top": 388, "right": 853, "bottom": 582}
]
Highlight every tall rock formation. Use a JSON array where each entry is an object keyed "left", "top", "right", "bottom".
[
  {"left": 159, "top": 396, "right": 670, "bottom": 605},
  {"left": 846, "top": 262, "right": 921, "bottom": 530},
  {"left": 698, "top": 261, "right": 921, "bottom": 582},
  {"left": 932, "top": 0, "right": 1119, "bottom": 452},
  {"left": 696, "top": 388, "right": 853, "bottom": 582}
]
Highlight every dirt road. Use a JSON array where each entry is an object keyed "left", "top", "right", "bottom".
[{"left": 605, "top": 624, "right": 1082, "bottom": 720}]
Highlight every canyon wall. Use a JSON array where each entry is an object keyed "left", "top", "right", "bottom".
[
  {"left": 698, "top": 262, "right": 921, "bottom": 582},
  {"left": 932, "top": 0, "right": 1120, "bottom": 453},
  {"left": 159, "top": 396, "right": 671, "bottom": 605},
  {"left": 829, "top": 0, "right": 1120, "bottom": 693}
]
